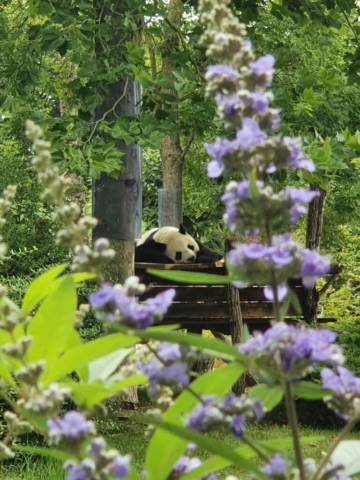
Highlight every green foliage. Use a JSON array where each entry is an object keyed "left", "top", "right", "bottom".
[
  {"left": 0, "top": 136, "right": 66, "bottom": 275},
  {"left": 321, "top": 284, "right": 360, "bottom": 376}
]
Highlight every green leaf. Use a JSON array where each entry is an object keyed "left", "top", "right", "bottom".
[
  {"left": 142, "top": 416, "right": 266, "bottom": 479},
  {"left": 181, "top": 435, "right": 324, "bottom": 480},
  {"left": 41, "top": 27, "right": 65, "bottom": 52},
  {"left": 292, "top": 381, "right": 328, "bottom": 400},
  {"left": 27, "top": 276, "right": 76, "bottom": 366},
  {"left": 88, "top": 348, "right": 132, "bottom": 383},
  {"left": 146, "top": 269, "right": 231, "bottom": 284},
  {"left": 145, "top": 324, "right": 180, "bottom": 333},
  {"left": 248, "top": 384, "right": 283, "bottom": 411},
  {"left": 67, "top": 375, "right": 146, "bottom": 408},
  {"left": 249, "top": 169, "right": 260, "bottom": 199},
  {"left": 145, "top": 363, "right": 244, "bottom": 480},
  {"left": 13, "top": 445, "right": 69, "bottom": 461},
  {"left": 68, "top": 272, "right": 97, "bottom": 283},
  {"left": 21, "top": 263, "right": 69, "bottom": 315},
  {"left": 331, "top": 440, "right": 360, "bottom": 477},
  {"left": 43, "top": 333, "right": 140, "bottom": 385},
  {"left": 136, "top": 330, "right": 245, "bottom": 361},
  {"left": 125, "top": 41, "right": 145, "bottom": 63},
  {"left": 0, "top": 352, "right": 15, "bottom": 386},
  {"left": 68, "top": 375, "right": 147, "bottom": 408}
]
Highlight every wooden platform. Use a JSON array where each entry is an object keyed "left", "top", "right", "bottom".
[{"left": 135, "top": 262, "right": 335, "bottom": 334}]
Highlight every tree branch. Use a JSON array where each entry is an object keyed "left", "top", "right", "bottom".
[
  {"left": 180, "top": 130, "right": 195, "bottom": 160},
  {"left": 164, "top": 18, "right": 203, "bottom": 78},
  {"left": 86, "top": 77, "right": 129, "bottom": 143}
]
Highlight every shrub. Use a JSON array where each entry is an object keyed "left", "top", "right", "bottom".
[{"left": 0, "top": 137, "right": 67, "bottom": 275}]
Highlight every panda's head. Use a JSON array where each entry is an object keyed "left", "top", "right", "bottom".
[{"left": 153, "top": 224, "right": 199, "bottom": 264}]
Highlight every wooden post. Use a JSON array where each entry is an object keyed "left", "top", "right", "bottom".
[
  {"left": 224, "top": 237, "right": 255, "bottom": 395},
  {"left": 304, "top": 185, "right": 327, "bottom": 324},
  {"left": 92, "top": 0, "right": 142, "bottom": 409}
]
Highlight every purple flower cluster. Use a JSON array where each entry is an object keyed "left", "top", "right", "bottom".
[
  {"left": 239, "top": 322, "right": 344, "bottom": 376},
  {"left": 138, "top": 342, "right": 191, "bottom": 397},
  {"left": 47, "top": 411, "right": 94, "bottom": 444},
  {"left": 227, "top": 234, "right": 330, "bottom": 294},
  {"left": 47, "top": 413, "right": 131, "bottom": 480},
  {"left": 173, "top": 456, "right": 216, "bottom": 480},
  {"left": 201, "top": 3, "right": 330, "bottom": 310},
  {"left": 321, "top": 367, "right": 360, "bottom": 420},
  {"left": 185, "top": 393, "right": 263, "bottom": 438},
  {"left": 222, "top": 181, "right": 319, "bottom": 235},
  {"left": 261, "top": 454, "right": 350, "bottom": 480},
  {"left": 261, "top": 454, "right": 289, "bottom": 478},
  {"left": 89, "top": 282, "right": 175, "bottom": 329}
]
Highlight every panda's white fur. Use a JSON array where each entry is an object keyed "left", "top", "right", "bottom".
[{"left": 136, "top": 226, "right": 199, "bottom": 264}]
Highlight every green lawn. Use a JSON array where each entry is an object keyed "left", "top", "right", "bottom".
[{"left": 2, "top": 418, "right": 360, "bottom": 480}]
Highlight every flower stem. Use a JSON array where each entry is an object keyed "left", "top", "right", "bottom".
[
  {"left": 242, "top": 435, "right": 269, "bottom": 462},
  {"left": 283, "top": 380, "right": 305, "bottom": 480},
  {"left": 310, "top": 418, "right": 356, "bottom": 480}
]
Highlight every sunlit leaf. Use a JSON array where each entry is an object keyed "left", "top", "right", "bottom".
[
  {"left": 145, "top": 363, "right": 244, "bottom": 480},
  {"left": 21, "top": 263, "right": 69, "bottom": 315}
]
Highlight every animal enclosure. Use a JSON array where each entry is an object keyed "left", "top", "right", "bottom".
[{"left": 135, "top": 262, "right": 335, "bottom": 334}]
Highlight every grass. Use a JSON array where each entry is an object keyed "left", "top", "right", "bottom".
[{"left": 1, "top": 418, "right": 360, "bottom": 480}]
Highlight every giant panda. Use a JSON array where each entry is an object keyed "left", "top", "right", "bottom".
[
  {"left": 135, "top": 224, "right": 199, "bottom": 264},
  {"left": 135, "top": 224, "right": 223, "bottom": 264},
  {"left": 194, "top": 238, "right": 223, "bottom": 264}
]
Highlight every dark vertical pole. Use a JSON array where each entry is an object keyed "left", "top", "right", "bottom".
[
  {"left": 91, "top": 0, "right": 142, "bottom": 409},
  {"left": 92, "top": 79, "right": 142, "bottom": 284}
]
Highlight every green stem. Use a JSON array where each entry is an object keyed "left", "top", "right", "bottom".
[
  {"left": 242, "top": 435, "right": 269, "bottom": 462},
  {"left": 284, "top": 380, "right": 305, "bottom": 480},
  {"left": 310, "top": 418, "right": 356, "bottom": 480}
]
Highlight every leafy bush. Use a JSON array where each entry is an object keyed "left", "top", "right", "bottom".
[
  {"left": 0, "top": 137, "right": 67, "bottom": 275},
  {"left": 321, "top": 284, "right": 360, "bottom": 376}
]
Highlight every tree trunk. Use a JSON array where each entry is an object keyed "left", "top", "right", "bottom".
[
  {"left": 159, "top": 0, "right": 184, "bottom": 227},
  {"left": 224, "top": 237, "right": 255, "bottom": 394},
  {"left": 304, "top": 185, "right": 327, "bottom": 324}
]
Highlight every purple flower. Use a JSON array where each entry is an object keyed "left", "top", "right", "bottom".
[
  {"left": 230, "top": 415, "right": 245, "bottom": 437},
  {"left": 64, "top": 460, "right": 95, "bottom": 480},
  {"left": 238, "top": 322, "right": 344, "bottom": 374},
  {"left": 47, "top": 411, "right": 92, "bottom": 441},
  {"left": 204, "top": 137, "right": 233, "bottom": 178},
  {"left": 110, "top": 454, "right": 132, "bottom": 479},
  {"left": 215, "top": 93, "right": 241, "bottom": 116},
  {"left": 301, "top": 249, "right": 330, "bottom": 288},
  {"left": 261, "top": 454, "right": 289, "bottom": 477},
  {"left": 158, "top": 342, "right": 182, "bottom": 362},
  {"left": 90, "top": 285, "right": 175, "bottom": 329},
  {"left": 205, "top": 65, "right": 239, "bottom": 82},
  {"left": 321, "top": 367, "right": 360, "bottom": 396},
  {"left": 207, "top": 160, "right": 224, "bottom": 178},
  {"left": 185, "top": 396, "right": 220, "bottom": 431},
  {"left": 233, "top": 118, "right": 267, "bottom": 151},
  {"left": 173, "top": 456, "right": 216, "bottom": 480},
  {"left": 249, "top": 92, "right": 270, "bottom": 113},
  {"left": 268, "top": 248, "right": 293, "bottom": 267},
  {"left": 264, "top": 284, "right": 288, "bottom": 301},
  {"left": 283, "top": 187, "right": 319, "bottom": 224},
  {"left": 89, "top": 284, "right": 117, "bottom": 310},
  {"left": 87, "top": 438, "right": 105, "bottom": 461},
  {"left": 284, "top": 137, "right": 315, "bottom": 172},
  {"left": 139, "top": 359, "right": 189, "bottom": 397},
  {"left": 250, "top": 54, "right": 275, "bottom": 83}
]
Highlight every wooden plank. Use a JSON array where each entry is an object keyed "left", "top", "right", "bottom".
[
  {"left": 139, "top": 285, "right": 306, "bottom": 303},
  {"left": 135, "top": 261, "right": 226, "bottom": 271},
  {"left": 164, "top": 302, "right": 301, "bottom": 318}
]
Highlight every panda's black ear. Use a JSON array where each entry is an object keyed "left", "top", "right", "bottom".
[{"left": 179, "top": 223, "right": 187, "bottom": 235}]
